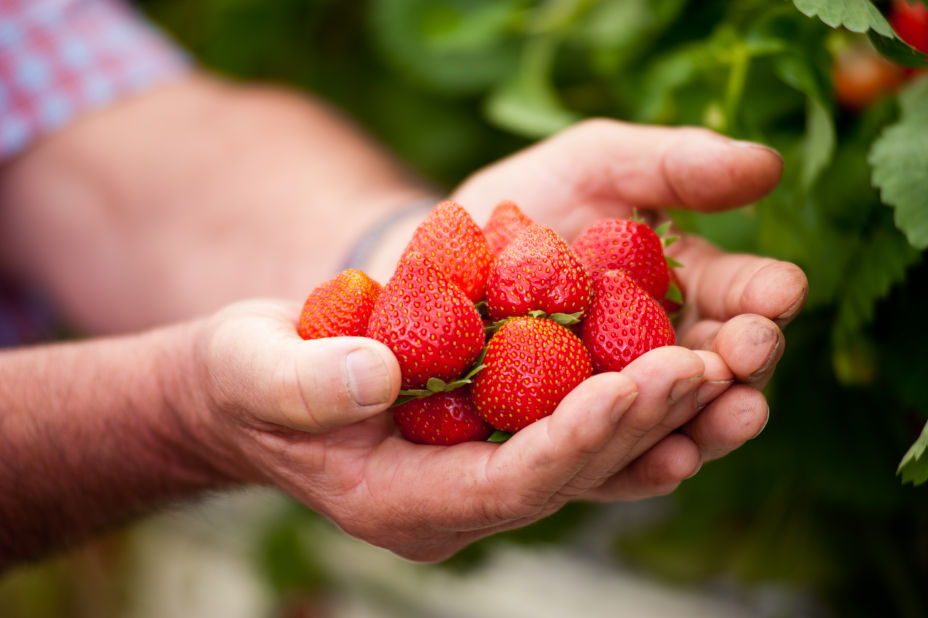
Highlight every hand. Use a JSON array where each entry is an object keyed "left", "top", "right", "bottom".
[
  {"left": 450, "top": 119, "right": 808, "bottom": 496},
  {"left": 188, "top": 300, "right": 735, "bottom": 561}
]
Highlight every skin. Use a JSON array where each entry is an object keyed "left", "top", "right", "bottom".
[{"left": 0, "top": 74, "right": 807, "bottom": 568}]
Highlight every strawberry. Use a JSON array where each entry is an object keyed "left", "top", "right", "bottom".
[
  {"left": 366, "top": 251, "right": 485, "bottom": 390},
  {"left": 482, "top": 200, "right": 535, "bottom": 256},
  {"left": 571, "top": 218, "right": 671, "bottom": 300},
  {"left": 580, "top": 269, "right": 676, "bottom": 373},
  {"left": 297, "top": 269, "right": 382, "bottom": 340},
  {"left": 472, "top": 316, "right": 592, "bottom": 432},
  {"left": 485, "top": 223, "right": 592, "bottom": 322},
  {"left": 392, "top": 388, "right": 493, "bottom": 445},
  {"left": 400, "top": 199, "right": 493, "bottom": 302}
]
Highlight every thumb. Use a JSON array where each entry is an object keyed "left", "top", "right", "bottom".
[
  {"left": 204, "top": 300, "right": 401, "bottom": 433},
  {"left": 270, "top": 337, "right": 402, "bottom": 432}
]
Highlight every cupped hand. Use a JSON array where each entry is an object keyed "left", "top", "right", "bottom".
[
  {"left": 451, "top": 119, "right": 808, "bottom": 493},
  {"left": 189, "top": 300, "right": 738, "bottom": 561}
]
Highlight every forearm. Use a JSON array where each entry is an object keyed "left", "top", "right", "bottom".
[
  {"left": 0, "top": 322, "right": 226, "bottom": 569},
  {"left": 0, "top": 73, "right": 432, "bottom": 334}
]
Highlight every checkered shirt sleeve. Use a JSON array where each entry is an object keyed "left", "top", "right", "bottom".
[{"left": 0, "top": 0, "right": 191, "bottom": 161}]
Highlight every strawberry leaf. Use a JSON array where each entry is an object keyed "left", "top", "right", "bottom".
[
  {"left": 792, "top": 0, "right": 928, "bottom": 66},
  {"left": 666, "top": 256, "right": 684, "bottom": 269},
  {"left": 870, "top": 77, "right": 928, "bottom": 250},
  {"left": 792, "top": 0, "right": 893, "bottom": 36},
  {"left": 898, "top": 419, "right": 928, "bottom": 485}
]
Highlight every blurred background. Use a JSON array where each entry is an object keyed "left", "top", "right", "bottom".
[{"left": 2, "top": 1, "right": 928, "bottom": 616}]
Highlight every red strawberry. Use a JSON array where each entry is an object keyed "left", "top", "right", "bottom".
[
  {"left": 366, "top": 251, "right": 485, "bottom": 390},
  {"left": 472, "top": 317, "right": 592, "bottom": 432},
  {"left": 392, "top": 388, "right": 493, "bottom": 445},
  {"left": 580, "top": 269, "right": 676, "bottom": 373},
  {"left": 401, "top": 200, "right": 493, "bottom": 302},
  {"left": 482, "top": 200, "right": 535, "bottom": 256},
  {"left": 485, "top": 224, "right": 592, "bottom": 321},
  {"left": 297, "top": 269, "right": 382, "bottom": 340},
  {"left": 571, "top": 218, "right": 671, "bottom": 300}
]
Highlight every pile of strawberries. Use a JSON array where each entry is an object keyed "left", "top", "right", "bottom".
[{"left": 298, "top": 200, "right": 682, "bottom": 445}]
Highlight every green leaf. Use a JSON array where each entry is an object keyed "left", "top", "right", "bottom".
[
  {"left": 792, "top": 0, "right": 928, "bottom": 66},
  {"left": 791, "top": 0, "right": 894, "bottom": 36},
  {"left": 832, "top": 225, "right": 920, "bottom": 344},
  {"left": 773, "top": 53, "right": 835, "bottom": 188},
  {"left": 487, "top": 430, "right": 512, "bottom": 443},
  {"left": 665, "top": 280, "right": 684, "bottom": 305},
  {"left": 484, "top": 36, "right": 580, "bottom": 138},
  {"left": 370, "top": 0, "right": 522, "bottom": 94},
  {"left": 801, "top": 96, "right": 837, "bottom": 189},
  {"left": 898, "top": 419, "right": 928, "bottom": 485},
  {"left": 870, "top": 77, "right": 928, "bottom": 250},
  {"left": 867, "top": 29, "right": 928, "bottom": 67}
]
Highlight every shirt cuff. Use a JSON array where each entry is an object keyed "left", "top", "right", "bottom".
[{"left": 0, "top": 0, "right": 192, "bottom": 161}]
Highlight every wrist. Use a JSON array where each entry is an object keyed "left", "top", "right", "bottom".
[{"left": 341, "top": 195, "right": 440, "bottom": 282}]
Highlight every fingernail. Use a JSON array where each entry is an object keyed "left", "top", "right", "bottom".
[
  {"left": 695, "top": 379, "right": 734, "bottom": 409},
  {"left": 669, "top": 375, "right": 703, "bottom": 404},
  {"left": 751, "top": 405, "right": 771, "bottom": 440},
  {"left": 749, "top": 330, "right": 783, "bottom": 382},
  {"left": 346, "top": 348, "right": 392, "bottom": 407},
  {"left": 727, "top": 139, "right": 783, "bottom": 160},
  {"left": 685, "top": 461, "right": 703, "bottom": 479},
  {"left": 610, "top": 390, "right": 639, "bottom": 423},
  {"left": 774, "top": 288, "right": 808, "bottom": 327}
]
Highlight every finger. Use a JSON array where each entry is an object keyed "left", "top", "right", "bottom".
[
  {"left": 671, "top": 235, "right": 809, "bottom": 327},
  {"left": 207, "top": 300, "right": 401, "bottom": 432},
  {"left": 683, "top": 314, "right": 784, "bottom": 389},
  {"left": 484, "top": 372, "right": 639, "bottom": 510},
  {"left": 554, "top": 346, "right": 706, "bottom": 495},
  {"left": 452, "top": 119, "right": 783, "bottom": 238},
  {"left": 681, "top": 384, "right": 769, "bottom": 462},
  {"left": 612, "top": 346, "right": 706, "bottom": 454},
  {"left": 584, "top": 433, "right": 702, "bottom": 502},
  {"left": 589, "top": 349, "right": 731, "bottom": 484}
]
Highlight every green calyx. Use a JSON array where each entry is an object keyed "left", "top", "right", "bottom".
[
  {"left": 485, "top": 310, "right": 584, "bottom": 337},
  {"left": 392, "top": 356, "right": 487, "bottom": 407}
]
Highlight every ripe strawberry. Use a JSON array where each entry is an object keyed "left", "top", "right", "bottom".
[
  {"left": 571, "top": 218, "right": 671, "bottom": 300},
  {"left": 580, "top": 269, "right": 676, "bottom": 373},
  {"left": 485, "top": 224, "right": 592, "bottom": 321},
  {"left": 366, "top": 251, "right": 485, "bottom": 390},
  {"left": 400, "top": 199, "right": 494, "bottom": 302},
  {"left": 297, "top": 269, "right": 382, "bottom": 340},
  {"left": 392, "top": 388, "right": 493, "bottom": 445},
  {"left": 482, "top": 200, "right": 535, "bottom": 256},
  {"left": 472, "top": 317, "right": 592, "bottom": 432},
  {"left": 891, "top": 0, "right": 928, "bottom": 54}
]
